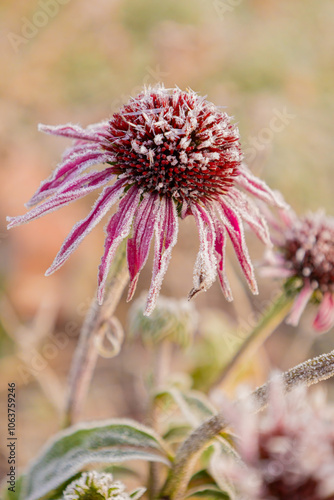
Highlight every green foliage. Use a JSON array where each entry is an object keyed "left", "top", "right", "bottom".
[
  {"left": 2, "top": 475, "right": 24, "bottom": 500},
  {"left": 187, "top": 485, "right": 231, "bottom": 499},
  {"left": 20, "top": 419, "right": 171, "bottom": 500}
]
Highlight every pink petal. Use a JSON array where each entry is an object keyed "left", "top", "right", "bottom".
[
  {"left": 235, "top": 164, "right": 287, "bottom": 208},
  {"left": 210, "top": 209, "right": 232, "bottom": 301},
  {"left": 313, "top": 292, "right": 334, "bottom": 333},
  {"left": 188, "top": 203, "right": 217, "bottom": 300},
  {"left": 226, "top": 187, "right": 272, "bottom": 246},
  {"left": 145, "top": 197, "right": 179, "bottom": 315},
  {"left": 286, "top": 281, "right": 313, "bottom": 326},
  {"left": 62, "top": 141, "right": 102, "bottom": 161},
  {"left": 216, "top": 198, "right": 258, "bottom": 294},
  {"left": 97, "top": 186, "right": 141, "bottom": 304},
  {"left": 7, "top": 168, "right": 114, "bottom": 228},
  {"left": 46, "top": 179, "right": 125, "bottom": 275},
  {"left": 38, "top": 122, "right": 110, "bottom": 142},
  {"left": 127, "top": 193, "right": 160, "bottom": 302},
  {"left": 59, "top": 120, "right": 111, "bottom": 161},
  {"left": 27, "top": 149, "right": 110, "bottom": 207}
]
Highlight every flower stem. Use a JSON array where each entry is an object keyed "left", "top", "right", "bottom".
[
  {"left": 62, "top": 242, "right": 129, "bottom": 427},
  {"left": 252, "top": 348, "right": 334, "bottom": 410},
  {"left": 160, "top": 347, "right": 334, "bottom": 500},
  {"left": 148, "top": 341, "right": 172, "bottom": 500},
  {"left": 160, "top": 414, "right": 227, "bottom": 500},
  {"left": 214, "top": 292, "right": 294, "bottom": 388}
]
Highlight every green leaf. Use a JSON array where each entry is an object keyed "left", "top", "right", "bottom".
[
  {"left": 188, "top": 469, "right": 216, "bottom": 489},
  {"left": 155, "top": 388, "right": 216, "bottom": 427},
  {"left": 129, "top": 486, "right": 146, "bottom": 500},
  {"left": 163, "top": 424, "right": 192, "bottom": 443},
  {"left": 21, "top": 419, "right": 171, "bottom": 500},
  {"left": 186, "top": 485, "right": 231, "bottom": 499},
  {"left": 1, "top": 475, "right": 24, "bottom": 500}
]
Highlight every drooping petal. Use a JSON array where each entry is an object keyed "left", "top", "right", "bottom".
[
  {"left": 38, "top": 122, "right": 110, "bottom": 142},
  {"left": 188, "top": 203, "right": 217, "bottom": 300},
  {"left": 210, "top": 208, "right": 233, "bottom": 301},
  {"left": 97, "top": 186, "right": 141, "bottom": 304},
  {"left": 7, "top": 168, "right": 114, "bottom": 228},
  {"left": 45, "top": 179, "right": 125, "bottom": 275},
  {"left": 313, "top": 292, "right": 334, "bottom": 333},
  {"left": 286, "top": 281, "right": 313, "bottom": 326},
  {"left": 62, "top": 141, "right": 95, "bottom": 162},
  {"left": 127, "top": 193, "right": 160, "bottom": 301},
  {"left": 216, "top": 198, "right": 258, "bottom": 294},
  {"left": 226, "top": 187, "right": 272, "bottom": 246},
  {"left": 27, "top": 149, "right": 110, "bottom": 207},
  {"left": 145, "top": 197, "right": 179, "bottom": 315},
  {"left": 236, "top": 164, "right": 287, "bottom": 208}
]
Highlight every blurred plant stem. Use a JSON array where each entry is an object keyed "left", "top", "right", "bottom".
[
  {"left": 148, "top": 340, "right": 172, "bottom": 500},
  {"left": 213, "top": 292, "right": 294, "bottom": 389},
  {"left": 63, "top": 242, "right": 128, "bottom": 428},
  {"left": 252, "top": 348, "right": 334, "bottom": 409},
  {"left": 160, "top": 348, "right": 334, "bottom": 500}
]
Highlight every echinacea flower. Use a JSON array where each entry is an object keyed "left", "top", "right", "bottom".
[
  {"left": 262, "top": 210, "right": 334, "bottom": 333},
  {"left": 212, "top": 379, "right": 334, "bottom": 500},
  {"left": 7, "top": 84, "right": 284, "bottom": 315},
  {"left": 63, "top": 471, "right": 145, "bottom": 500}
]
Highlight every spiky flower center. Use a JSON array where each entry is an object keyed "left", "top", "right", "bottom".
[
  {"left": 282, "top": 214, "right": 334, "bottom": 294},
  {"left": 104, "top": 86, "right": 241, "bottom": 203}
]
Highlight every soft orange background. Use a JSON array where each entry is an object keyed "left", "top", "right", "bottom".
[{"left": 0, "top": 0, "right": 334, "bottom": 477}]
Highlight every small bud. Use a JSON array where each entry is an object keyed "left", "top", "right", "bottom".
[
  {"left": 129, "top": 294, "right": 198, "bottom": 348},
  {"left": 63, "top": 471, "right": 145, "bottom": 500}
]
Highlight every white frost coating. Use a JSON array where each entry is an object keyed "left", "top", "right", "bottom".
[
  {"left": 63, "top": 471, "right": 145, "bottom": 500},
  {"left": 226, "top": 187, "right": 272, "bottom": 247},
  {"left": 189, "top": 204, "right": 217, "bottom": 299},
  {"left": 23, "top": 418, "right": 170, "bottom": 500},
  {"left": 145, "top": 198, "right": 179, "bottom": 315},
  {"left": 7, "top": 168, "right": 114, "bottom": 228},
  {"left": 9, "top": 84, "right": 286, "bottom": 313},
  {"left": 27, "top": 150, "right": 110, "bottom": 207},
  {"left": 215, "top": 200, "right": 258, "bottom": 294},
  {"left": 97, "top": 188, "right": 141, "bottom": 304},
  {"left": 46, "top": 181, "right": 125, "bottom": 276}
]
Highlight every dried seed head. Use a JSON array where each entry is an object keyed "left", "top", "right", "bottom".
[{"left": 105, "top": 85, "right": 241, "bottom": 204}]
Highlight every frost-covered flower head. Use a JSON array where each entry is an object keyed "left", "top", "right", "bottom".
[
  {"left": 63, "top": 471, "right": 145, "bottom": 500},
  {"left": 7, "top": 84, "right": 284, "bottom": 314},
  {"left": 263, "top": 210, "right": 334, "bottom": 332},
  {"left": 213, "top": 379, "right": 334, "bottom": 500}
]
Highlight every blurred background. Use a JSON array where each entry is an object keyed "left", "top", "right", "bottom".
[{"left": 1, "top": 0, "right": 334, "bottom": 478}]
